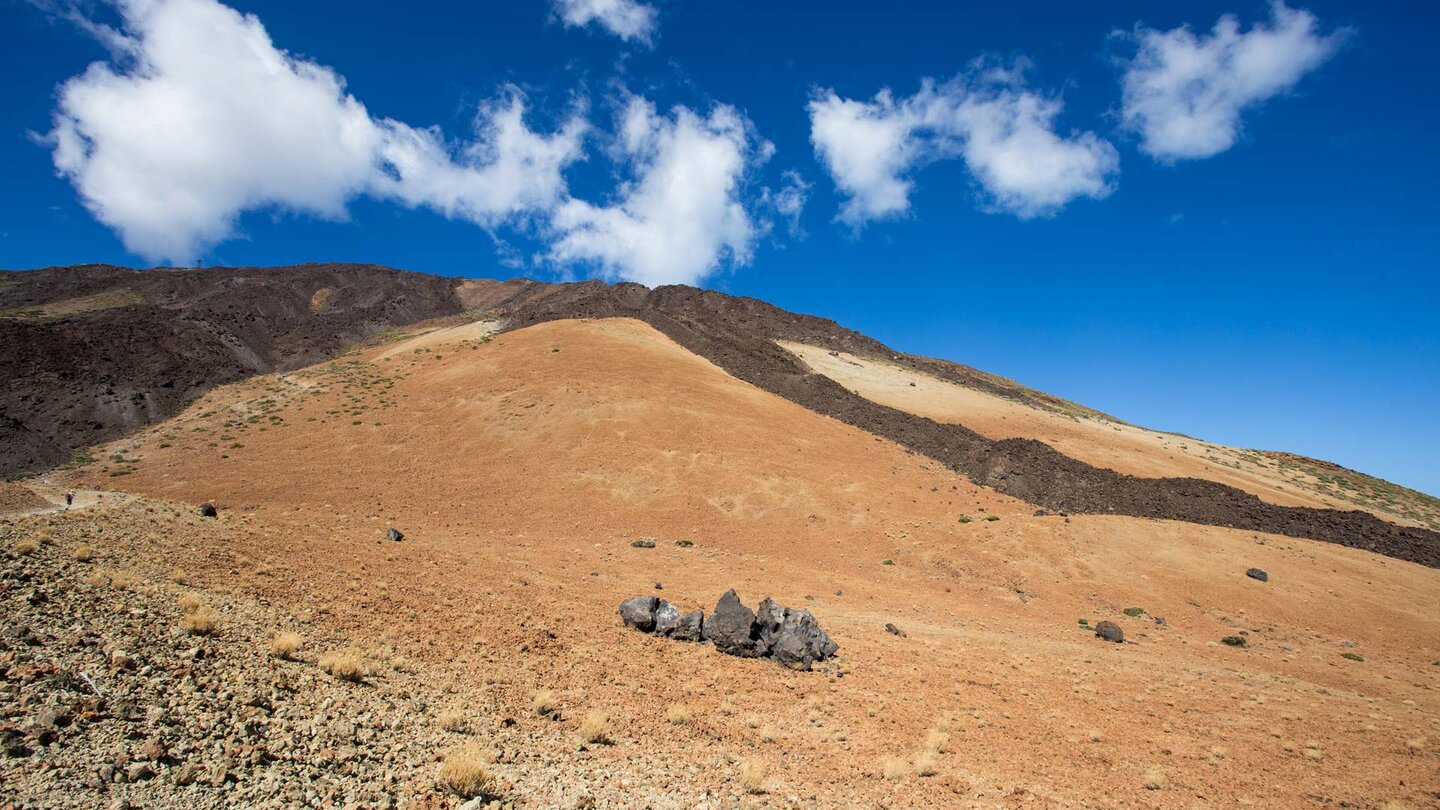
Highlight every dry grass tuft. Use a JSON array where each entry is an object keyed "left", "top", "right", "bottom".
[
  {"left": 108, "top": 570, "right": 140, "bottom": 589},
  {"left": 72, "top": 544, "right": 93, "bottom": 562},
  {"left": 180, "top": 604, "right": 221, "bottom": 635},
  {"left": 924, "top": 728, "right": 950, "bottom": 755},
  {"left": 667, "top": 704, "right": 691, "bottom": 725},
  {"left": 438, "top": 709, "right": 469, "bottom": 733},
  {"left": 85, "top": 570, "right": 110, "bottom": 587},
  {"left": 318, "top": 649, "right": 367, "bottom": 682},
  {"left": 882, "top": 756, "right": 907, "bottom": 780},
  {"left": 438, "top": 744, "right": 493, "bottom": 798},
  {"left": 12, "top": 539, "right": 38, "bottom": 556},
  {"left": 531, "top": 689, "right": 558, "bottom": 717},
  {"left": 269, "top": 632, "right": 303, "bottom": 660},
  {"left": 177, "top": 592, "right": 204, "bottom": 613},
  {"left": 579, "top": 711, "right": 610, "bottom": 744},
  {"left": 914, "top": 750, "right": 939, "bottom": 777},
  {"left": 738, "top": 757, "right": 768, "bottom": 794},
  {"left": 1142, "top": 765, "right": 1166, "bottom": 790}
]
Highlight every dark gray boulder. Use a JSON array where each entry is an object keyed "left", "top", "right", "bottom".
[
  {"left": 652, "top": 600, "right": 681, "bottom": 636},
  {"left": 386, "top": 527, "right": 404, "bottom": 542},
  {"left": 755, "top": 597, "right": 787, "bottom": 648},
  {"left": 199, "top": 503, "right": 217, "bottom": 518},
  {"left": 771, "top": 610, "right": 839, "bottom": 671},
  {"left": 1246, "top": 568, "right": 1268, "bottom": 582},
  {"left": 884, "top": 623, "right": 907, "bottom": 638},
  {"left": 619, "top": 596, "right": 660, "bottom": 632},
  {"left": 670, "top": 610, "right": 705, "bottom": 642},
  {"left": 702, "top": 589, "right": 766, "bottom": 657},
  {"left": 1094, "top": 620, "right": 1124, "bottom": 643}
]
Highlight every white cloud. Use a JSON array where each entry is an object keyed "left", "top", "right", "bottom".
[
  {"left": 766, "top": 170, "right": 810, "bottom": 238},
  {"left": 548, "top": 96, "right": 769, "bottom": 287},
  {"left": 809, "top": 65, "right": 1118, "bottom": 226},
  {"left": 552, "top": 0, "right": 657, "bottom": 46},
  {"left": 50, "top": 0, "right": 385, "bottom": 262},
  {"left": 808, "top": 89, "right": 919, "bottom": 225},
  {"left": 374, "top": 95, "right": 588, "bottom": 227},
  {"left": 1120, "top": 2, "right": 1346, "bottom": 162},
  {"left": 48, "top": 0, "right": 587, "bottom": 263},
  {"left": 44, "top": 0, "right": 773, "bottom": 287}
]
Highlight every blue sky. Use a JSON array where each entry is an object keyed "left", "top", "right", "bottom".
[{"left": 3, "top": 0, "right": 1438, "bottom": 496}]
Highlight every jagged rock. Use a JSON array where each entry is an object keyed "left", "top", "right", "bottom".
[
  {"left": 630, "top": 538, "right": 655, "bottom": 548},
  {"left": 618, "top": 596, "right": 659, "bottom": 632},
  {"left": 771, "top": 610, "right": 838, "bottom": 671},
  {"left": 1094, "top": 620, "right": 1124, "bottom": 643},
  {"left": 652, "top": 600, "right": 681, "bottom": 636},
  {"left": 884, "top": 623, "right": 906, "bottom": 638},
  {"left": 198, "top": 503, "right": 217, "bottom": 518},
  {"left": 701, "top": 589, "right": 766, "bottom": 658},
  {"left": 755, "top": 597, "right": 786, "bottom": 649},
  {"left": 386, "top": 528, "right": 404, "bottom": 542},
  {"left": 621, "top": 590, "right": 834, "bottom": 664},
  {"left": 670, "top": 610, "right": 704, "bottom": 642},
  {"left": 1246, "top": 568, "right": 1268, "bottom": 582}
]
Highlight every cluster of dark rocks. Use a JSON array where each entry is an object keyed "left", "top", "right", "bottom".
[{"left": 619, "top": 589, "right": 838, "bottom": 671}]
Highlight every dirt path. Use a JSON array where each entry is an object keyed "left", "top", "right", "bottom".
[{"left": 4, "top": 480, "right": 123, "bottom": 516}]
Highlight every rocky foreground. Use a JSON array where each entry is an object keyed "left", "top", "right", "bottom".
[{"left": 1, "top": 498, "right": 809, "bottom": 809}]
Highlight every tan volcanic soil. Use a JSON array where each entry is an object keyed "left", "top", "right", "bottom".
[
  {"left": 0, "top": 481, "right": 50, "bottom": 513},
  {"left": 62, "top": 318, "right": 1440, "bottom": 808},
  {"left": 781, "top": 341, "right": 1424, "bottom": 526}
]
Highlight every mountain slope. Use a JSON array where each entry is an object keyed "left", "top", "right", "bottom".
[
  {"left": 0, "top": 263, "right": 470, "bottom": 476},
  {"left": 28, "top": 315, "right": 1438, "bottom": 809},
  {"left": 3, "top": 265, "right": 1435, "bottom": 566}
]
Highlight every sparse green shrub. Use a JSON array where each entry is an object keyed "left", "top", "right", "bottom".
[
  {"left": 1123, "top": 607, "right": 1145, "bottom": 617},
  {"left": 1340, "top": 652, "right": 1364, "bottom": 662},
  {"left": 1220, "top": 636, "right": 1247, "bottom": 647}
]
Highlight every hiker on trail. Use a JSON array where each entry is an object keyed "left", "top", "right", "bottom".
[{"left": 64, "top": 491, "right": 74, "bottom": 508}]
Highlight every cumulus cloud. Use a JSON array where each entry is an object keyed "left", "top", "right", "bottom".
[
  {"left": 552, "top": 0, "right": 657, "bottom": 45},
  {"left": 548, "top": 96, "right": 769, "bottom": 287},
  {"left": 50, "top": 0, "right": 386, "bottom": 261},
  {"left": 43, "top": 0, "right": 774, "bottom": 287},
  {"left": 809, "top": 64, "right": 1118, "bottom": 226},
  {"left": 1120, "top": 2, "right": 1346, "bottom": 162}
]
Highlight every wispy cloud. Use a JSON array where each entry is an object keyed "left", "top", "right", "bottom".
[
  {"left": 808, "top": 61, "right": 1118, "bottom": 227},
  {"left": 552, "top": 0, "right": 658, "bottom": 46},
  {"left": 1119, "top": 2, "right": 1347, "bottom": 162}
]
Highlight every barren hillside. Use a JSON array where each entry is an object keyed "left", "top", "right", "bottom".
[{"left": 0, "top": 316, "right": 1430, "bottom": 808}]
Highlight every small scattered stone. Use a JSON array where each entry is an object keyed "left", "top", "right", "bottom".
[
  {"left": 1246, "top": 568, "right": 1268, "bottom": 582},
  {"left": 198, "top": 503, "right": 217, "bottom": 518},
  {"left": 630, "top": 538, "right": 655, "bottom": 549},
  {"left": 884, "top": 623, "right": 906, "bottom": 638},
  {"left": 386, "top": 527, "right": 404, "bottom": 542}
]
